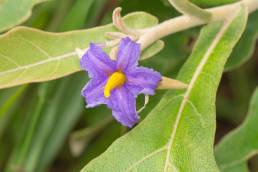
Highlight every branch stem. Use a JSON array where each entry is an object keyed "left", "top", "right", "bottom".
[{"left": 138, "top": 0, "right": 258, "bottom": 50}]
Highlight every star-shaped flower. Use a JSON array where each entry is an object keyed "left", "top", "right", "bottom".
[{"left": 80, "top": 37, "right": 161, "bottom": 127}]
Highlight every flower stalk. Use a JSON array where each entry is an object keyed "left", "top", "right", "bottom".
[{"left": 157, "top": 77, "right": 188, "bottom": 90}]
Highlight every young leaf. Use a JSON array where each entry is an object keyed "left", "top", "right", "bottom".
[
  {"left": 168, "top": 0, "right": 211, "bottom": 22},
  {"left": 191, "top": 0, "right": 238, "bottom": 7},
  {"left": 225, "top": 10, "right": 258, "bottom": 71},
  {"left": 81, "top": 5, "right": 247, "bottom": 172},
  {"left": 0, "top": 12, "right": 163, "bottom": 89},
  {"left": 215, "top": 87, "right": 258, "bottom": 171},
  {"left": 0, "top": 0, "right": 49, "bottom": 32}
]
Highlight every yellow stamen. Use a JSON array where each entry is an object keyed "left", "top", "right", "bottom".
[{"left": 104, "top": 71, "right": 126, "bottom": 98}]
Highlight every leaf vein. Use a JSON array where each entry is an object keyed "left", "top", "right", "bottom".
[
  {"left": 18, "top": 36, "right": 51, "bottom": 59},
  {"left": 124, "top": 95, "right": 185, "bottom": 172},
  {"left": 0, "top": 51, "right": 77, "bottom": 77},
  {"left": 125, "top": 147, "right": 166, "bottom": 172},
  {"left": 0, "top": 52, "right": 20, "bottom": 67},
  {"left": 9, "top": 67, "right": 28, "bottom": 84},
  {"left": 185, "top": 99, "right": 205, "bottom": 128}
]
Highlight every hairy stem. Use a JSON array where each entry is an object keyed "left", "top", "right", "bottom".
[{"left": 138, "top": 0, "right": 258, "bottom": 50}]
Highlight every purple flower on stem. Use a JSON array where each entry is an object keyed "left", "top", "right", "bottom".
[{"left": 80, "top": 37, "right": 161, "bottom": 127}]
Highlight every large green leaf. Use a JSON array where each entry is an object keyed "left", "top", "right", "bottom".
[
  {"left": 0, "top": 12, "right": 163, "bottom": 89},
  {"left": 215, "top": 87, "right": 258, "bottom": 172},
  {"left": 81, "top": 5, "right": 247, "bottom": 172},
  {"left": 225, "top": 10, "right": 258, "bottom": 71},
  {"left": 0, "top": 0, "right": 49, "bottom": 32}
]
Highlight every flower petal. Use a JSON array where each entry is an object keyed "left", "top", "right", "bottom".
[
  {"left": 80, "top": 43, "right": 116, "bottom": 78},
  {"left": 117, "top": 37, "right": 141, "bottom": 72},
  {"left": 107, "top": 86, "right": 139, "bottom": 127},
  {"left": 81, "top": 78, "right": 107, "bottom": 108},
  {"left": 126, "top": 67, "right": 162, "bottom": 96}
]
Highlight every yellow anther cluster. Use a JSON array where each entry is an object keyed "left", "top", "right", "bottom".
[{"left": 104, "top": 71, "right": 126, "bottom": 98}]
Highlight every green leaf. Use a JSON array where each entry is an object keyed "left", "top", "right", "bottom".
[
  {"left": 84, "top": 0, "right": 108, "bottom": 27},
  {"left": 32, "top": 74, "right": 85, "bottom": 172},
  {"left": 0, "top": 86, "right": 26, "bottom": 118},
  {"left": 81, "top": 5, "right": 247, "bottom": 172},
  {"left": 141, "top": 40, "right": 165, "bottom": 60},
  {"left": 59, "top": 0, "right": 95, "bottom": 31},
  {"left": 24, "top": 0, "right": 57, "bottom": 29},
  {"left": 46, "top": 0, "right": 74, "bottom": 31},
  {"left": 215, "top": 87, "right": 258, "bottom": 172},
  {"left": 191, "top": 0, "right": 239, "bottom": 7},
  {"left": 0, "top": 0, "right": 49, "bottom": 32},
  {"left": 0, "top": 12, "right": 163, "bottom": 89},
  {"left": 0, "top": 86, "right": 27, "bottom": 138},
  {"left": 219, "top": 163, "right": 249, "bottom": 172},
  {"left": 225, "top": 10, "right": 258, "bottom": 71},
  {"left": 5, "top": 83, "right": 49, "bottom": 172},
  {"left": 168, "top": 0, "right": 211, "bottom": 22},
  {"left": 5, "top": 74, "right": 86, "bottom": 172}
]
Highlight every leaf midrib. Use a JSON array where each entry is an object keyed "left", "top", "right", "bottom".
[
  {"left": 163, "top": 10, "right": 238, "bottom": 172},
  {"left": 122, "top": 10, "right": 238, "bottom": 172},
  {"left": 0, "top": 50, "right": 78, "bottom": 77}
]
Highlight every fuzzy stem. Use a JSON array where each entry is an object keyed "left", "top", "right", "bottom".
[{"left": 138, "top": 0, "right": 258, "bottom": 50}]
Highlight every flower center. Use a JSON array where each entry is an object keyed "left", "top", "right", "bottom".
[{"left": 104, "top": 71, "right": 126, "bottom": 98}]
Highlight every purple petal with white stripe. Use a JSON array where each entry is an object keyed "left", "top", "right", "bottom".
[
  {"left": 81, "top": 78, "right": 107, "bottom": 108},
  {"left": 116, "top": 37, "right": 141, "bottom": 72},
  {"left": 107, "top": 86, "right": 139, "bottom": 128},
  {"left": 126, "top": 67, "right": 162, "bottom": 96},
  {"left": 80, "top": 43, "right": 116, "bottom": 78}
]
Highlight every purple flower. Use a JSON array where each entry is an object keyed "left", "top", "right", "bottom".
[{"left": 80, "top": 38, "right": 161, "bottom": 127}]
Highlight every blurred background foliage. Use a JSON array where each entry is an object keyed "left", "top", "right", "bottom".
[{"left": 0, "top": 0, "right": 257, "bottom": 171}]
